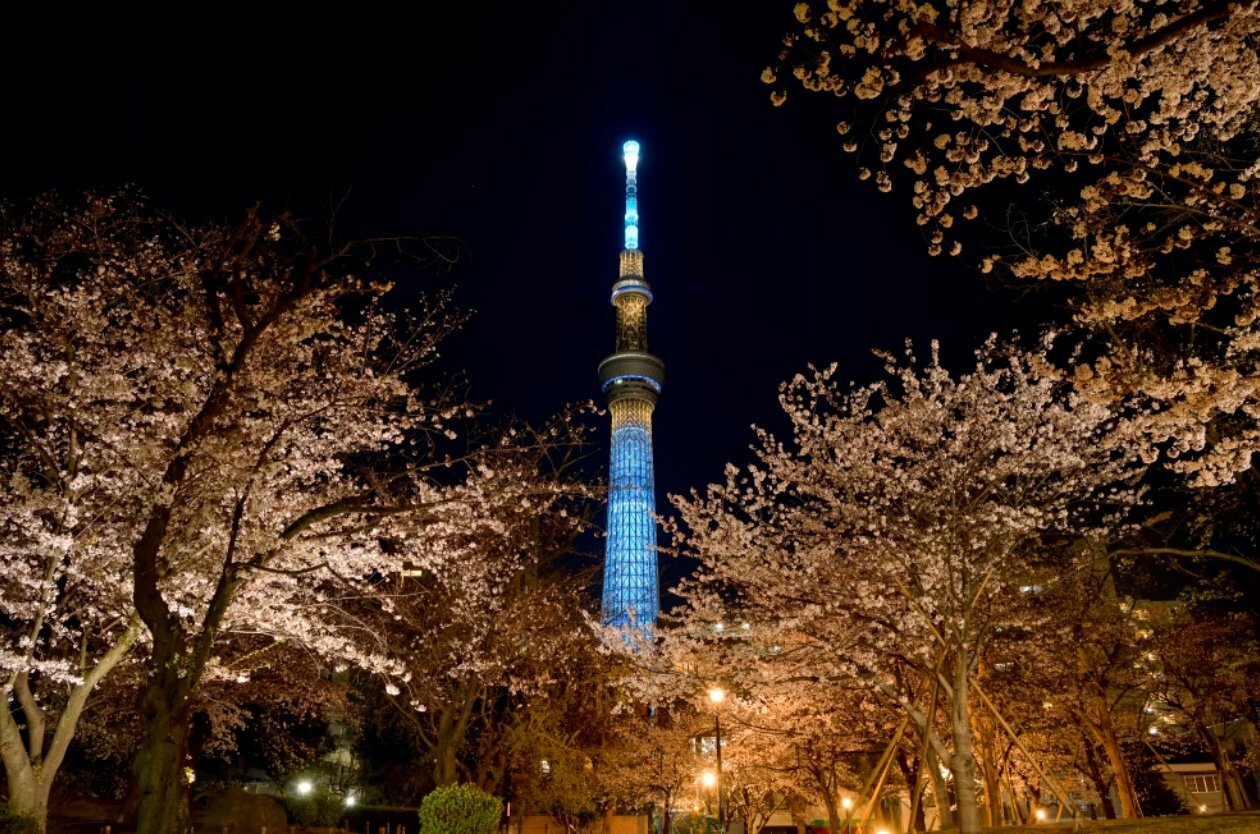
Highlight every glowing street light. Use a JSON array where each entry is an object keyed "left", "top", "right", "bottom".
[
  {"left": 840, "top": 795, "right": 854, "bottom": 833},
  {"left": 707, "top": 687, "right": 726, "bottom": 705},
  {"left": 296, "top": 779, "right": 313, "bottom": 796},
  {"left": 344, "top": 795, "right": 357, "bottom": 807},
  {"left": 700, "top": 769, "right": 718, "bottom": 789},
  {"left": 1034, "top": 808, "right": 1048, "bottom": 822}
]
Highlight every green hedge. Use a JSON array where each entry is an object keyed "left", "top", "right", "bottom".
[{"left": 418, "top": 784, "right": 502, "bottom": 834}]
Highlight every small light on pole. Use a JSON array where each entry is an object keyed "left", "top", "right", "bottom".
[
  {"left": 841, "top": 795, "right": 854, "bottom": 833},
  {"left": 344, "top": 795, "right": 357, "bottom": 807},
  {"left": 296, "top": 779, "right": 313, "bottom": 796},
  {"left": 700, "top": 769, "right": 717, "bottom": 789},
  {"left": 1034, "top": 808, "right": 1048, "bottom": 822},
  {"left": 707, "top": 687, "right": 726, "bottom": 826}
]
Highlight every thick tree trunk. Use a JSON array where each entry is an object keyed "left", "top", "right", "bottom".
[
  {"left": 134, "top": 676, "right": 193, "bottom": 834},
  {"left": 2, "top": 765, "right": 49, "bottom": 832},
  {"left": 1093, "top": 708, "right": 1141, "bottom": 819},
  {"left": 1081, "top": 736, "right": 1116, "bottom": 819},
  {"left": 0, "top": 624, "right": 138, "bottom": 834},
  {"left": 787, "top": 794, "right": 807, "bottom": 834},
  {"left": 949, "top": 654, "right": 982, "bottom": 834},
  {"left": 431, "top": 685, "right": 478, "bottom": 787},
  {"left": 926, "top": 747, "right": 954, "bottom": 830},
  {"left": 973, "top": 712, "right": 1003, "bottom": 827},
  {"left": 822, "top": 793, "right": 842, "bottom": 834},
  {"left": 1204, "top": 726, "right": 1251, "bottom": 811}
]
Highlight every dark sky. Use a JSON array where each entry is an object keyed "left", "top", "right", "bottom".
[{"left": 1, "top": 1, "right": 1029, "bottom": 552}]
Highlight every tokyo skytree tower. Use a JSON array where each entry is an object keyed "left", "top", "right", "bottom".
[{"left": 598, "top": 140, "right": 664, "bottom": 631}]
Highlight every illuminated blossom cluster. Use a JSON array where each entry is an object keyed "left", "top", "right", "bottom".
[{"left": 770, "top": 0, "right": 1260, "bottom": 484}]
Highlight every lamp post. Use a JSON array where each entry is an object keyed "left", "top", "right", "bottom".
[
  {"left": 708, "top": 687, "right": 726, "bottom": 828},
  {"left": 841, "top": 795, "right": 853, "bottom": 834}
]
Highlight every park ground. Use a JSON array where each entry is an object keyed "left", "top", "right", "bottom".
[
  {"left": 46, "top": 802, "right": 1260, "bottom": 834},
  {"left": 969, "top": 811, "right": 1260, "bottom": 833}
]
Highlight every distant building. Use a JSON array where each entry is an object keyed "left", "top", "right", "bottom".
[{"left": 1158, "top": 760, "right": 1227, "bottom": 814}]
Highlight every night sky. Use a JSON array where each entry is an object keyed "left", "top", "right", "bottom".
[{"left": 2, "top": 2, "right": 1035, "bottom": 566}]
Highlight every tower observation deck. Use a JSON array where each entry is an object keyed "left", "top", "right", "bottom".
[{"left": 600, "top": 140, "right": 664, "bottom": 631}]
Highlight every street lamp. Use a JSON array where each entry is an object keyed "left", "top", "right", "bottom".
[
  {"left": 700, "top": 769, "right": 717, "bottom": 789},
  {"left": 840, "top": 796, "right": 853, "bottom": 834},
  {"left": 1034, "top": 808, "right": 1048, "bottom": 823},
  {"left": 707, "top": 687, "right": 726, "bottom": 827}
]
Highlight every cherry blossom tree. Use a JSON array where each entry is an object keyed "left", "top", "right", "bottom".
[
  {"left": 641, "top": 624, "right": 896, "bottom": 833},
  {"left": 0, "top": 190, "right": 591, "bottom": 834},
  {"left": 356, "top": 443, "right": 598, "bottom": 796},
  {"left": 573, "top": 708, "right": 710, "bottom": 832},
  {"left": 768, "top": 0, "right": 1260, "bottom": 488},
  {"left": 0, "top": 193, "right": 178, "bottom": 830},
  {"left": 984, "top": 550, "right": 1154, "bottom": 818},
  {"left": 1149, "top": 603, "right": 1260, "bottom": 811},
  {"left": 666, "top": 342, "right": 1149, "bottom": 833},
  {"left": 66, "top": 643, "right": 353, "bottom": 797}
]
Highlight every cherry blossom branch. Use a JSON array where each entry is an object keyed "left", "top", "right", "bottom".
[
  {"left": 1109, "top": 546, "right": 1260, "bottom": 572},
  {"left": 897, "top": 1, "right": 1240, "bottom": 84}
]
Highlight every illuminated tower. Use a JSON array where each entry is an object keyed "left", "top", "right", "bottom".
[{"left": 599, "top": 140, "right": 664, "bottom": 630}]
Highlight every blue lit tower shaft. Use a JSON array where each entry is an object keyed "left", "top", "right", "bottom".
[{"left": 598, "top": 141, "right": 664, "bottom": 629}]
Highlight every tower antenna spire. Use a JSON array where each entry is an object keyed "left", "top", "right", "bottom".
[
  {"left": 599, "top": 139, "right": 664, "bottom": 634},
  {"left": 623, "top": 140, "right": 640, "bottom": 250}
]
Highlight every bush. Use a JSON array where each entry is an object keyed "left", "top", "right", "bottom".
[
  {"left": 418, "top": 784, "right": 502, "bottom": 834},
  {"left": 282, "top": 788, "right": 344, "bottom": 827}
]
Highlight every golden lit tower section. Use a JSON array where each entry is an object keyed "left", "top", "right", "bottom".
[{"left": 598, "top": 140, "right": 664, "bottom": 631}]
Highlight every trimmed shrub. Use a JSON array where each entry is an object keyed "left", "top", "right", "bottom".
[
  {"left": 418, "top": 784, "right": 502, "bottom": 834},
  {"left": 282, "top": 788, "right": 344, "bottom": 827}
]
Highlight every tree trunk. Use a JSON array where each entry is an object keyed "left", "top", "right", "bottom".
[
  {"left": 895, "top": 749, "right": 928, "bottom": 832},
  {"left": 822, "top": 792, "right": 842, "bottom": 834},
  {"left": 973, "top": 711, "right": 1003, "bottom": 827},
  {"left": 1081, "top": 735, "right": 1116, "bottom": 819},
  {"left": 134, "top": 676, "right": 193, "bottom": 834},
  {"left": 926, "top": 747, "right": 954, "bottom": 830},
  {"left": 787, "top": 794, "right": 807, "bottom": 834},
  {"left": 949, "top": 653, "right": 982, "bottom": 834},
  {"left": 1204, "top": 726, "right": 1251, "bottom": 811},
  {"left": 431, "top": 685, "right": 478, "bottom": 787},
  {"left": 1, "top": 765, "right": 49, "bottom": 832},
  {"left": 0, "top": 623, "right": 138, "bottom": 834},
  {"left": 1003, "top": 767, "right": 1026, "bottom": 826},
  {"left": 1093, "top": 708, "right": 1141, "bottom": 819}
]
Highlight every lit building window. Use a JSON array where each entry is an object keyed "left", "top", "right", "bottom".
[{"left": 1184, "top": 774, "right": 1220, "bottom": 794}]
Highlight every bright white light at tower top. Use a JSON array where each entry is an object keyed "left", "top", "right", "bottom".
[
  {"left": 623, "top": 140, "right": 640, "bottom": 172},
  {"left": 623, "top": 139, "right": 641, "bottom": 251}
]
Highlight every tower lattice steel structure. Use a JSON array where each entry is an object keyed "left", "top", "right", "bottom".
[{"left": 599, "top": 140, "right": 664, "bottom": 630}]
